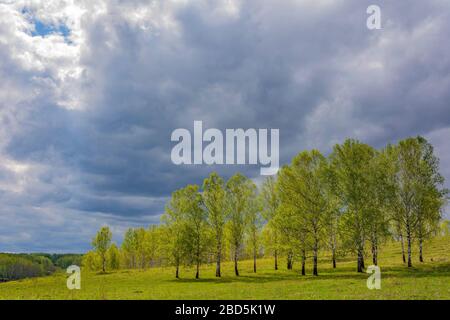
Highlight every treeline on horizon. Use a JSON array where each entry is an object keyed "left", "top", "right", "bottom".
[
  {"left": 85, "top": 136, "right": 449, "bottom": 278},
  {"left": 0, "top": 253, "right": 82, "bottom": 282}
]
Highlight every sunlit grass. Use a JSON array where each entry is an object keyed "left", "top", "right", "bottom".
[{"left": 1, "top": 236, "right": 449, "bottom": 300}]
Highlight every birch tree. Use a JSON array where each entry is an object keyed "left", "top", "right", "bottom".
[
  {"left": 202, "top": 172, "right": 227, "bottom": 277},
  {"left": 277, "top": 150, "right": 329, "bottom": 276},
  {"left": 366, "top": 149, "right": 393, "bottom": 265},
  {"left": 181, "top": 184, "right": 209, "bottom": 279},
  {"left": 107, "top": 243, "right": 120, "bottom": 270},
  {"left": 394, "top": 138, "right": 427, "bottom": 267},
  {"left": 246, "top": 195, "right": 263, "bottom": 273},
  {"left": 161, "top": 188, "right": 190, "bottom": 278},
  {"left": 145, "top": 225, "right": 162, "bottom": 267},
  {"left": 121, "top": 228, "right": 138, "bottom": 268},
  {"left": 330, "top": 139, "right": 375, "bottom": 273},
  {"left": 226, "top": 173, "right": 256, "bottom": 276},
  {"left": 260, "top": 176, "right": 281, "bottom": 270},
  {"left": 274, "top": 203, "right": 308, "bottom": 274},
  {"left": 261, "top": 221, "right": 282, "bottom": 270},
  {"left": 393, "top": 137, "right": 446, "bottom": 267},
  {"left": 413, "top": 137, "right": 446, "bottom": 263},
  {"left": 92, "top": 226, "right": 112, "bottom": 273}
]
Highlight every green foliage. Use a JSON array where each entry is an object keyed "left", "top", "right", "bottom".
[
  {"left": 277, "top": 150, "right": 331, "bottom": 275},
  {"left": 161, "top": 186, "right": 198, "bottom": 277},
  {"left": 82, "top": 251, "right": 101, "bottom": 271},
  {"left": 54, "top": 255, "right": 83, "bottom": 269},
  {"left": 177, "top": 184, "right": 210, "bottom": 278},
  {"left": 202, "top": 172, "right": 227, "bottom": 277},
  {"left": 261, "top": 222, "right": 281, "bottom": 258},
  {"left": 0, "top": 254, "right": 55, "bottom": 281},
  {"left": 121, "top": 228, "right": 139, "bottom": 268},
  {"left": 392, "top": 137, "right": 447, "bottom": 266},
  {"left": 107, "top": 244, "right": 120, "bottom": 270},
  {"left": 225, "top": 173, "right": 257, "bottom": 276},
  {"left": 92, "top": 226, "right": 112, "bottom": 272},
  {"left": 145, "top": 225, "right": 164, "bottom": 267},
  {"left": 246, "top": 189, "right": 263, "bottom": 272},
  {"left": 330, "top": 139, "right": 376, "bottom": 272},
  {"left": 259, "top": 177, "right": 282, "bottom": 269}
]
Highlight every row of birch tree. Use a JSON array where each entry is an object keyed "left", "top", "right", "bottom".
[{"left": 85, "top": 136, "right": 448, "bottom": 277}]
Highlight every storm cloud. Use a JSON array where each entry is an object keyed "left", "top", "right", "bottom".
[{"left": 0, "top": 0, "right": 449, "bottom": 252}]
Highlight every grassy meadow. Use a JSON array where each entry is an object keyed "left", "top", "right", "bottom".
[{"left": 1, "top": 236, "right": 449, "bottom": 300}]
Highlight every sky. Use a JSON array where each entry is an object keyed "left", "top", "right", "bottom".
[{"left": 0, "top": 0, "right": 449, "bottom": 253}]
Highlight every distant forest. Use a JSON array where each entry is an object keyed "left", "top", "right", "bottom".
[{"left": 0, "top": 253, "right": 82, "bottom": 281}]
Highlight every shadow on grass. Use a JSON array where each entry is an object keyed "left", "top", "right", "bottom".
[
  {"left": 379, "top": 263, "right": 450, "bottom": 279},
  {"left": 95, "top": 271, "right": 113, "bottom": 276},
  {"left": 168, "top": 271, "right": 367, "bottom": 284},
  {"left": 168, "top": 262, "right": 450, "bottom": 284}
]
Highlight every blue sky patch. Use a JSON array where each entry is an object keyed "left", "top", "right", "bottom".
[
  {"left": 22, "top": 7, "right": 71, "bottom": 40},
  {"left": 31, "top": 19, "right": 71, "bottom": 38}
]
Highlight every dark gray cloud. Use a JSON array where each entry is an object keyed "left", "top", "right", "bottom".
[{"left": 0, "top": 0, "right": 449, "bottom": 252}]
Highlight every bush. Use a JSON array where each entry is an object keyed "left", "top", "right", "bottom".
[{"left": 82, "top": 251, "right": 102, "bottom": 271}]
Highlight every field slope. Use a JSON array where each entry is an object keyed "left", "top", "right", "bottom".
[{"left": 1, "top": 237, "right": 449, "bottom": 300}]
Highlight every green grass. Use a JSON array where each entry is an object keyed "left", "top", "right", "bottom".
[{"left": 1, "top": 237, "right": 449, "bottom": 300}]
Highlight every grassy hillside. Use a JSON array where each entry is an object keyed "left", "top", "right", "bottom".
[{"left": 1, "top": 236, "right": 449, "bottom": 300}]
